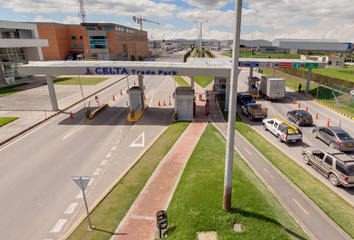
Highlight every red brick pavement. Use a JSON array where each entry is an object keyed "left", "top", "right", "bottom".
[{"left": 114, "top": 95, "right": 208, "bottom": 240}]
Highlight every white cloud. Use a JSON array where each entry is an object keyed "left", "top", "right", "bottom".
[
  {"left": 33, "top": 15, "right": 59, "bottom": 23},
  {"left": 63, "top": 16, "right": 81, "bottom": 24},
  {"left": 22, "top": 16, "right": 27, "bottom": 18},
  {"left": 182, "top": 0, "right": 232, "bottom": 9},
  {"left": 163, "top": 24, "right": 175, "bottom": 28}
]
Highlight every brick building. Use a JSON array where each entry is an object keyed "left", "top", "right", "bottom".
[{"left": 36, "top": 22, "right": 149, "bottom": 61}]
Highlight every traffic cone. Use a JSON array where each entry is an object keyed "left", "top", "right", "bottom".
[
  {"left": 292, "top": 98, "right": 295, "bottom": 104},
  {"left": 298, "top": 102, "right": 301, "bottom": 108},
  {"left": 315, "top": 112, "right": 318, "bottom": 119},
  {"left": 70, "top": 111, "right": 73, "bottom": 119},
  {"left": 120, "top": 89, "right": 122, "bottom": 95},
  {"left": 113, "top": 95, "right": 115, "bottom": 101},
  {"left": 164, "top": 100, "right": 166, "bottom": 106},
  {"left": 339, "top": 121, "right": 341, "bottom": 128},
  {"left": 326, "top": 118, "right": 330, "bottom": 127},
  {"left": 306, "top": 106, "right": 308, "bottom": 112},
  {"left": 169, "top": 96, "right": 171, "bottom": 105},
  {"left": 158, "top": 101, "right": 161, "bottom": 106},
  {"left": 144, "top": 95, "right": 146, "bottom": 100}
]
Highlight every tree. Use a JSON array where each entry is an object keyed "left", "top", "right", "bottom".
[
  {"left": 306, "top": 49, "right": 313, "bottom": 55},
  {"left": 130, "top": 54, "right": 136, "bottom": 61},
  {"left": 138, "top": 55, "right": 144, "bottom": 61}
]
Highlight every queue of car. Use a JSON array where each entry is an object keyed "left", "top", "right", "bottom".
[{"left": 237, "top": 91, "right": 354, "bottom": 187}]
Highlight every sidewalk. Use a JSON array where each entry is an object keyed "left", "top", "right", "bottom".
[{"left": 112, "top": 83, "right": 209, "bottom": 240}]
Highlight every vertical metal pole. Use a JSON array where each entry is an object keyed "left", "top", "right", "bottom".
[
  {"left": 80, "top": 179, "right": 92, "bottom": 229},
  {"left": 223, "top": 0, "right": 242, "bottom": 212},
  {"left": 200, "top": 22, "right": 202, "bottom": 58},
  {"left": 305, "top": 68, "right": 312, "bottom": 94},
  {"left": 251, "top": 33, "right": 253, "bottom": 58},
  {"left": 316, "top": 81, "right": 319, "bottom": 99},
  {"left": 78, "top": 75, "right": 88, "bottom": 118}
]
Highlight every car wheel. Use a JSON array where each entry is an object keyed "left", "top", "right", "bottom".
[
  {"left": 277, "top": 135, "right": 283, "bottom": 142},
  {"left": 263, "top": 124, "right": 268, "bottom": 131},
  {"left": 329, "top": 173, "right": 340, "bottom": 186},
  {"left": 329, "top": 143, "right": 335, "bottom": 149},
  {"left": 303, "top": 154, "right": 310, "bottom": 165},
  {"left": 313, "top": 131, "right": 318, "bottom": 138}
]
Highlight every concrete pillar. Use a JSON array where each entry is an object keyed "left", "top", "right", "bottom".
[
  {"left": 224, "top": 77, "right": 230, "bottom": 111},
  {"left": 138, "top": 75, "right": 145, "bottom": 111},
  {"left": 191, "top": 76, "right": 194, "bottom": 90},
  {"left": 45, "top": 75, "right": 59, "bottom": 111},
  {"left": 305, "top": 69, "right": 312, "bottom": 94},
  {"left": 249, "top": 67, "right": 253, "bottom": 78}
]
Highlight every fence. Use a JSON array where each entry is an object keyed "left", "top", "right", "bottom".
[{"left": 314, "top": 81, "right": 354, "bottom": 109}]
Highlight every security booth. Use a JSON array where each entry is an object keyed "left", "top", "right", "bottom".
[
  {"left": 129, "top": 86, "right": 145, "bottom": 114},
  {"left": 214, "top": 77, "right": 226, "bottom": 95},
  {"left": 247, "top": 76, "right": 261, "bottom": 95},
  {"left": 173, "top": 87, "right": 194, "bottom": 121}
]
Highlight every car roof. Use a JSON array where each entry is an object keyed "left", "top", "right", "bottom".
[
  {"left": 295, "top": 110, "right": 310, "bottom": 115},
  {"left": 327, "top": 127, "right": 346, "bottom": 133}
]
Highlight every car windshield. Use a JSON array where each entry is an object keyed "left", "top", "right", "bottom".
[
  {"left": 242, "top": 96, "right": 253, "bottom": 101},
  {"left": 337, "top": 132, "right": 353, "bottom": 140}
]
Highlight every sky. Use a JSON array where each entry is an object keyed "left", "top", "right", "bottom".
[{"left": 0, "top": 0, "right": 353, "bottom": 43}]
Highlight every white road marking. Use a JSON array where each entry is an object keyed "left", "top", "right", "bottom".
[
  {"left": 129, "top": 132, "right": 145, "bottom": 147},
  {"left": 93, "top": 168, "right": 102, "bottom": 175},
  {"left": 106, "top": 152, "right": 112, "bottom": 158},
  {"left": 111, "top": 146, "right": 117, "bottom": 151},
  {"left": 88, "top": 178, "right": 95, "bottom": 186},
  {"left": 75, "top": 191, "right": 83, "bottom": 199},
  {"left": 50, "top": 219, "right": 67, "bottom": 233},
  {"left": 100, "top": 159, "right": 108, "bottom": 166},
  {"left": 62, "top": 126, "right": 85, "bottom": 140},
  {"left": 64, "top": 203, "right": 78, "bottom": 214}
]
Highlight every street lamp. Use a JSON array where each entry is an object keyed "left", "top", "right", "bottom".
[
  {"left": 251, "top": 32, "right": 254, "bottom": 58},
  {"left": 194, "top": 20, "right": 208, "bottom": 58}
]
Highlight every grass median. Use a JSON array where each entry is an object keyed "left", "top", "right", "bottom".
[
  {"left": 166, "top": 123, "right": 308, "bottom": 239},
  {"left": 47, "top": 76, "right": 109, "bottom": 85},
  {"left": 0, "top": 117, "right": 19, "bottom": 127},
  {"left": 219, "top": 102, "right": 354, "bottom": 238},
  {"left": 175, "top": 76, "right": 190, "bottom": 87},
  {"left": 68, "top": 121, "right": 189, "bottom": 240}
]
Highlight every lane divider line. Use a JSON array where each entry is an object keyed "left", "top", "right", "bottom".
[
  {"left": 264, "top": 168, "right": 274, "bottom": 178},
  {"left": 293, "top": 198, "right": 309, "bottom": 215},
  {"left": 244, "top": 148, "right": 252, "bottom": 155}
]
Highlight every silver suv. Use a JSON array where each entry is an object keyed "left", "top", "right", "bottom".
[{"left": 301, "top": 147, "right": 354, "bottom": 187}]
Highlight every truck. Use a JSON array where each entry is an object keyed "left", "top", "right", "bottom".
[
  {"left": 262, "top": 115, "right": 302, "bottom": 143},
  {"left": 241, "top": 103, "right": 268, "bottom": 121},
  {"left": 237, "top": 93, "right": 256, "bottom": 105},
  {"left": 259, "top": 76, "right": 286, "bottom": 99}
]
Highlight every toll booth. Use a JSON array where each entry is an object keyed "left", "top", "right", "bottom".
[
  {"left": 247, "top": 76, "right": 261, "bottom": 95},
  {"left": 214, "top": 77, "right": 226, "bottom": 95},
  {"left": 129, "top": 86, "right": 145, "bottom": 113},
  {"left": 174, "top": 87, "right": 194, "bottom": 121}
]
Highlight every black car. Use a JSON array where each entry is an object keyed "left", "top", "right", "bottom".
[{"left": 287, "top": 110, "right": 313, "bottom": 126}]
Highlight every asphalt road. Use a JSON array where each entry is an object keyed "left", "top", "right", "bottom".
[{"left": 0, "top": 52, "right": 183, "bottom": 240}]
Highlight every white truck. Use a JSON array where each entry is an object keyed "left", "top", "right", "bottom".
[
  {"left": 262, "top": 116, "right": 302, "bottom": 143},
  {"left": 259, "top": 76, "right": 286, "bottom": 99}
]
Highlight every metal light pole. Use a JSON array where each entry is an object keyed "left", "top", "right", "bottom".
[
  {"left": 195, "top": 20, "right": 208, "bottom": 58},
  {"left": 251, "top": 32, "right": 254, "bottom": 58},
  {"left": 78, "top": 75, "right": 89, "bottom": 118},
  {"left": 223, "top": 0, "right": 242, "bottom": 212}
]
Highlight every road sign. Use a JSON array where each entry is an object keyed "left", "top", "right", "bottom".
[
  {"left": 293, "top": 62, "right": 301, "bottom": 69},
  {"left": 246, "top": 62, "right": 259, "bottom": 68},
  {"left": 305, "top": 63, "right": 318, "bottom": 69},
  {"left": 279, "top": 62, "right": 293, "bottom": 68},
  {"left": 267, "top": 62, "right": 275, "bottom": 68},
  {"left": 238, "top": 62, "right": 247, "bottom": 67},
  {"left": 72, "top": 176, "right": 90, "bottom": 191}
]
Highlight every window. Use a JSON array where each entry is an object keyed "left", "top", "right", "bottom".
[
  {"left": 86, "top": 26, "right": 96, "bottom": 30},
  {"left": 328, "top": 61, "right": 332, "bottom": 65},
  {"left": 103, "top": 26, "right": 113, "bottom": 30},
  {"left": 80, "top": 36, "right": 83, "bottom": 40},
  {"left": 71, "top": 36, "right": 77, "bottom": 40},
  {"left": 336, "top": 161, "right": 347, "bottom": 175},
  {"left": 92, "top": 54, "right": 98, "bottom": 58},
  {"left": 324, "top": 156, "right": 333, "bottom": 166},
  {"left": 81, "top": 44, "right": 84, "bottom": 48},
  {"left": 336, "top": 61, "right": 339, "bottom": 66},
  {"left": 72, "top": 44, "right": 78, "bottom": 48}
]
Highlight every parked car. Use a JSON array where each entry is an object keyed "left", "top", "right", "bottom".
[
  {"left": 287, "top": 110, "right": 313, "bottom": 126},
  {"left": 312, "top": 127, "right": 354, "bottom": 151},
  {"left": 301, "top": 147, "right": 354, "bottom": 187},
  {"left": 237, "top": 93, "right": 256, "bottom": 105},
  {"left": 144, "top": 57, "right": 155, "bottom": 61}
]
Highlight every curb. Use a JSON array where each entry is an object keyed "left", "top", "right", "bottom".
[
  {"left": 0, "top": 76, "right": 127, "bottom": 147},
  {"left": 297, "top": 92, "right": 354, "bottom": 121},
  {"left": 85, "top": 102, "right": 109, "bottom": 121}
]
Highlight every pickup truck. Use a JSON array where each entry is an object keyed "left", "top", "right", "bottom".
[
  {"left": 237, "top": 93, "right": 256, "bottom": 105},
  {"left": 262, "top": 116, "right": 302, "bottom": 143},
  {"left": 241, "top": 103, "right": 268, "bottom": 121}
]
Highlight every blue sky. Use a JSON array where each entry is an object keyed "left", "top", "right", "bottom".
[{"left": 0, "top": 0, "right": 353, "bottom": 42}]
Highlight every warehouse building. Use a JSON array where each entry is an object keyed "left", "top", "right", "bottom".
[{"left": 272, "top": 39, "right": 348, "bottom": 52}]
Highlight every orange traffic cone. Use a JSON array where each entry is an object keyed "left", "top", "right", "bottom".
[
  {"left": 315, "top": 112, "right": 318, "bottom": 119},
  {"left": 169, "top": 96, "right": 171, "bottom": 105},
  {"left": 298, "top": 102, "right": 301, "bottom": 108},
  {"left": 144, "top": 95, "right": 146, "bottom": 100},
  {"left": 292, "top": 98, "right": 295, "bottom": 104},
  {"left": 113, "top": 95, "right": 115, "bottom": 101},
  {"left": 158, "top": 101, "right": 161, "bottom": 106},
  {"left": 164, "top": 100, "right": 166, "bottom": 106},
  {"left": 306, "top": 106, "right": 308, "bottom": 112},
  {"left": 339, "top": 121, "right": 341, "bottom": 128},
  {"left": 120, "top": 89, "right": 123, "bottom": 95},
  {"left": 70, "top": 111, "right": 73, "bottom": 119},
  {"left": 326, "top": 118, "right": 330, "bottom": 127}
]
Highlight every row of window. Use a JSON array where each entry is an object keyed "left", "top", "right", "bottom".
[
  {"left": 71, "top": 36, "right": 83, "bottom": 40},
  {"left": 72, "top": 44, "right": 84, "bottom": 49},
  {"left": 85, "top": 26, "right": 135, "bottom": 34},
  {"left": 0, "top": 48, "right": 26, "bottom": 62}
]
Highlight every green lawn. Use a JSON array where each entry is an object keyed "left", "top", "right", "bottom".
[
  {"left": 312, "top": 64, "right": 354, "bottom": 82},
  {"left": 175, "top": 76, "right": 190, "bottom": 87},
  {"left": 47, "top": 77, "right": 109, "bottom": 85},
  {"left": 0, "top": 83, "right": 28, "bottom": 97},
  {"left": 221, "top": 53, "right": 302, "bottom": 59},
  {"left": 166, "top": 123, "right": 308, "bottom": 240},
  {"left": 219, "top": 102, "right": 354, "bottom": 238},
  {"left": 67, "top": 122, "right": 189, "bottom": 240},
  {"left": 0, "top": 117, "right": 19, "bottom": 127},
  {"left": 194, "top": 76, "right": 214, "bottom": 88}
]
